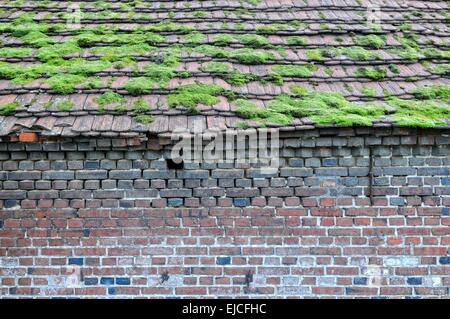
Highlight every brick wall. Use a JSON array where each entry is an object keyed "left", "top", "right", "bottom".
[{"left": 0, "top": 127, "right": 449, "bottom": 298}]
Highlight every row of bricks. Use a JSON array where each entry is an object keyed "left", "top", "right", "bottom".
[
  {"left": 2, "top": 213, "right": 450, "bottom": 227},
  {"left": 2, "top": 184, "right": 450, "bottom": 198},
  {"left": 2, "top": 287, "right": 449, "bottom": 297},
  {"left": 2, "top": 133, "right": 450, "bottom": 150},
  {"left": 0, "top": 168, "right": 450, "bottom": 184},
  {"left": 1, "top": 275, "right": 447, "bottom": 289},
  {"left": 1, "top": 145, "right": 450, "bottom": 161},
  {"left": 1, "top": 155, "right": 450, "bottom": 170},
  {"left": 1, "top": 197, "right": 450, "bottom": 210},
  {"left": 2, "top": 175, "right": 450, "bottom": 189}
]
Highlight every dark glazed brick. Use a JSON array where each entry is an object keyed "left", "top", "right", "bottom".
[
  {"left": 216, "top": 257, "right": 231, "bottom": 265},
  {"left": 68, "top": 258, "right": 84, "bottom": 266}
]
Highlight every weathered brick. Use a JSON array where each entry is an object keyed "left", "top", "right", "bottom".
[{"left": 76, "top": 170, "right": 108, "bottom": 180}]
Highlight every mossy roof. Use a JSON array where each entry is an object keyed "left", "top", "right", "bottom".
[{"left": 0, "top": 0, "right": 449, "bottom": 137}]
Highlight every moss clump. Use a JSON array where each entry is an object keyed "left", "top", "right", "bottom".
[
  {"left": 256, "top": 24, "right": 287, "bottom": 35},
  {"left": 387, "top": 97, "right": 450, "bottom": 128},
  {"left": 0, "top": 62, "right": 59, "bottom": 85},
  {"left": 21, "top": 31, "right": 54, "bottom": 47},
  {"left": 143, "top": 63, "right": 175, "bottom": 87},
  {"left": 0, "top": 102, "right": 19, "bottom": 116},
  {"left": 289, "top": 85, "right": 309, "bottom": 97},
  {"left": 56, "top": 100, "right": 74, "bottom": 112},
  {"left": 353, "top": 35, "right": 386, "bottom": 49},
  {"left": 230, "top": 48, "right": 275, "bottom": 64},
  {"left": 201, "top": 62, "right": 230, "bottom": 74},
  {"left": 412, "top": 85, "right": 450, "bottom": 101},
  {"left": 196, "top": 46, "right": 274, "bottom": 65},
  {"left": 63, "top": 59, "right": 112, "bottom": 76},
  {"left": 235, "top": 89, "right": 387, "bottom": 126},
  {"left": 361, "top": 86, "right": 377, "bottom": 97},
  {"left": 432, "top": 64, "right": 449, "bottom": 76},
  {"left": 226, "top": 71, "right": 256, "bottom": 86},
  {"left": 193, "top": 11, "right": 207, "bottom": 18},
  {"left": 388, "top": 64, "right": 400, "bottom": 74},
  {"left": 422, "top": 48, "right": 450, "bottom": 60},
  {"left": 271, "top": 64, "right": 317, "bottom": 78},
  {"left": 90, "top": 44, "right": 154, "bottom": 62},
  {"left": 184, "top": 32, "right": 206, "bottom": 45},
  {"left": 0, "top": 48, "right": 33, "bottom": 58},
  {"left": 134, "top": 114, "right": 154, "bottom": 124},
  {"left": 123, "top": 77, "right": 154, "bottom": 95},
  {"left": 194, "top": 45, "right": 229, "bottom": 59},
  {"left": 168, "top": 84, "right": 227, "bottom": 113},
  {"left": 238, "top": 34, "right": 269, "bottom": 48},
  {"left": 287, "top": 36, "right": 307, "bottom": 46},
  {"left": 75, "top": 31, "right": 165, "bottom": 47},
  {"left": 305, "top": 49, "right": 324, "bottom": 61},
  {"left": 37, "top": 41, "right": 82, "bottom": 62},
  {"left": 94, "top": 91, "right": 126, "bottom": 107},
  {"left": 213, "top": 34, "right": 235, "bottom": 46},
  {"left": 200, "top": 62, "right": 255, "bottom": 85},
  {"left": 355, "top": 67, "right": 387, "bottom": 80},
  {"left": 46, "top": 74, "right": 86, "bottom": 94},
  {"left": 334, "top": 47, "right": 379, "bottom": 61},
  {"left": 132, "top": 98, "right": 152, "bottom": 114}
]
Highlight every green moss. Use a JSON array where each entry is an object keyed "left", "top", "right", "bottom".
[
  {"left": 289, "top": 85, "right": 309, "bottom": 97},
  {"left": 305, "top": 49, "right": 323, "bottom": 61},
  {"left": 143, "top": 63, "right": 175, "bottom": 87},
  {"left": 334, "top": 47, "right": 379, "bottom": 61},
  {"left": 132, "top": 98, "right": 152, "bottom": 114},
  {"left": 134, "top": 114, "right": 154, "bottom": 124},
  {"left": 236, "top": 90, "right": 388, "bottom": 126},
  {"left": 195, "top": 45, "right": 229, "bottom": 59},
  {"left": 399, "top": 23, "right": 412, "bottom": 31},
  {"left": 184, "top": 32, "right": 206, "bottom": 45},
  {"left": 230, "top": 48, "right": 275, "bottom": 64},
  {"left": 90, "top": 44, "right": 154, "bottom": 61},
  {"left": 37, "top": 41, "right": 82, "bottom": 62},
  {"left": 287, "top": 36, "right": 307, "bottom": 46},
  {"left": 355, "top": 67, "right": 387, "bottom": 80},
  {"left": 255, "top": 24, "right": 287, "bottom": 35},
  {"left": 225, "top": 72, "right": 255, "bottom": 86},
  {"left": 75, "top": 31, "right": 165, "bottom": 47},
  {"left": 201, "top": 62, "right": 230, "bottom": 74},
  {"left": 0, "top": 47, "right": 33, "bottom": 58},
  {"left": 412, "top": 85, "right": 450, "bottom": 101},
  {"left": 123, "top": 77, "right": 155, "bottom": 95},
  {"left": 46, "top": 74, "right": 86, "bottom": 94},
  {"left": 94, "top": 91, "right": 125, "bottom": 107},
  {"left": 168, "top": 84, "right": 226, "bottom": 113},
  {"left": 21, "top": 31, "right": 54, "bottom": 47},
  {"left": 55, "top": 100, "right": 74, "bottom": 112},
  {"left": 422, "top": 48, "right": 450, "bottom": 60},
  {"left": 353, "top": 35, "right": 386, "bottom": 49},
  {"left": 0, "top": 102, "right": 19, "bottom": 116},
  {"left": 0, "top": 62, "right": 58, "bottom": 85},
  {"left": 213, "top": 34, "right": 235, "bottom": 46},
  {"left": 63, "top": 59, "right": 112, "bottom": 76},
  {"left": 388, "top": 64, "right": 400, "bottom": 74},
  {"left": 361, "top": 86, "right": 377, "bottom": 97},
  {"left": 387, "top": 97, "right": 450, "bottom": 128},
  {"left": 192, "top": 11, "right": 207, "bottom": 18},
  {"left": 238, "top": 34, "right": 269, "bottom": 48},
  {"left": 432, "top": 64, "right": 449, "bottom": 76},
  {"left": 81, "top": 77, "right": 103, "bottom": 90},
  {"left": 271, "top": 64, "right": 317, "bottom": 78},
  {"left": 324, "top": 67, "right": 334, "bottom": 76},
  {"left": 394, "top": 46, "right": 421, "bottom": 61}
]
